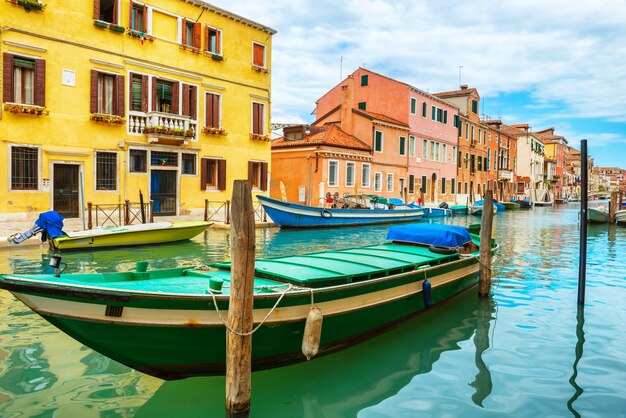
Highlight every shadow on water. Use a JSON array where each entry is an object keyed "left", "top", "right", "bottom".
[
  {"left": 567, "top": 305, "right": 585, "bottom": 418},
  {"left": 134, "top": 289, "right": 494, "bottom": 418}
]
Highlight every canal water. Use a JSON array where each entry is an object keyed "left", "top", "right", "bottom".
[{"left": 1, "top": 204, "right": 625, "bottom": 417}]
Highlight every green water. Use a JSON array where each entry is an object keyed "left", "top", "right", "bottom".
[{"left": 1, "top": 205, "right": 625, "bottom": 417}]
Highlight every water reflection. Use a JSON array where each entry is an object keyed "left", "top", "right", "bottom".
[
  {"left": 567, "top": 305, "right": 585, "bottom": 418},
  {"left": 469, "top": 296, "right": 495, "bottom": 407}
]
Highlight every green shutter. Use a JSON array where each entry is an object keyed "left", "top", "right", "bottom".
[
  {"left": 410, "top": 99, "right": 416, "bottom": 114},
  {"left": 358, "top": 102, "right": 366, "bottom": 110},
  {"left": 361, "top": 75, "right": 368, "bottom": 86}
]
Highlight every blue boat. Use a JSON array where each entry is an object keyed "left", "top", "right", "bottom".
[
  {"left": 516, "top": 199, "right": 534, "bottom": 209},
  {"left": 407, "top": 203, "right": 451, "bottom": 217},
  {"left": 258, "top": 195, "right": 423, "bottom": 228},
  {"left": 469, "top": 200, "right": 498, "bottom": 216}
]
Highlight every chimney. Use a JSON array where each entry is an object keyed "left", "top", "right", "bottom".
[
  {"left": 460, "top": 84, "right": 468, "bottom": 90},
  {"left": 340, "top": 75, "right": 354, "bottom": 134}
]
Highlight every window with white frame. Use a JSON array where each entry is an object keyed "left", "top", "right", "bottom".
[
  {"left": 410, "top": 98, "right": 417, "bottom": 114},
  {"left": 328, "top": 160, "right": 338, "bottom": 187},
  {"left": 409, "top": 136, "right": 416, "bottom": 157},
  {"left": 361, "top": 163, "right": 371, "bottom": 188},
  {"left": 95, "top": 0, "right": 119, "bottom": 24},
  {"left": 430, "top": 141, "right": 435, "bottom": 160},
  {"left": 10, "top": 145, "right": 39, "bottom": 190},
  {"left": 423, "top": 140, "right": 428, "bottom": 159},
  {"left": 346, "top": 162, "right": 355, "bottom": 187},
  {"left": 205, "top": 26, "right": 222, "bottom": 55},
  {"left": 374, "top": 172, "right": 382, "bottom": 192},
  {"left": 386, "top": 173, "right": 394, "bottom": 192}
]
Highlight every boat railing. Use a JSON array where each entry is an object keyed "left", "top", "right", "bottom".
[
  {"left": 204, "top": 199, "right": 267, "bottom": 224},
  {"left": 87, "top": 200, "right": 154, "bottom": 229}
]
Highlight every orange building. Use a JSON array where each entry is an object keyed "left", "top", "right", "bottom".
[{"left": 483, "top": 120, "right": 517, "bottom": 201}]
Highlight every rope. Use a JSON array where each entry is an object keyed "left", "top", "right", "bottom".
[{"left": 207, "top": 283, "right": 294, "bottom": 336}]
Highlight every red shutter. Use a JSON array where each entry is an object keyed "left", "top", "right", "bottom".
[
  {"left": 34, "top": 59, "right": 45, "bottom": 107},
  {"left": 141, "top": 75, "right": 148, "bottom": 112},
  {"left": 112, "top": 0, "right": 118, "bottom": 24},
  {"left": 216, "top": 30, "right": 221, "bottom": 54},
  {"left": 253, "top": 43, "right": 264, "bottom": 67},
  {"left": 93, "top": 0, "right": 100, "bottom": 19},
  {"left": 200, "top": 158, "right": 207, "bottom": 190},
  {"left": 204, "top": 26, "right": 209, "bottom": 52},
  {"left": 128, "top": 2, "right": 133, "bottom": 29},
  {"left": 151, "top": 77, "right": 157, "bottom": 111},
  {"left": 90, "top": 70, "right": 98, "bottom": 113},
  {"left": 3, "top": 53, "right": 14, "bottom": 103},
  {"left": 190, "top": 86, "right": 197, "bottom": 119},
  {"left": 193, "top": 22, "right": 201, "bottom": 49},
  {"left": 260, "top": 162, "right": 268, "bottom": 191},
  {"left": 252, "top": 103, "right": 260, "bottom": 134},
  {"left": 248, "top": 161, "right": 254, "bottom": 188},
  {"left": 217, "top": 160, "right": 226, "bottom": 191},
  {"left": 142, "top": 5, "right": 147, "bottom": 32},
  {"left": 205, "top": 93, "right": 212, "bottom": 127},
  {"left": 181, "top": 18, "right": 187, "bottom": 45},
  {"left": 115, "top": 75, "right": 125, "bottom": 116},
  {"left": 212, "top": 94, "right": 219, "bottom": 128},
  {"left": 182, "top": 84, "right": 190, "bottom": 117},
  {"left": 171, "top": 82, "right": 179, "bottom": 114}
]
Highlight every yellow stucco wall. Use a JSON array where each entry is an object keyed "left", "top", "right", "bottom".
[{"left": 0, "top": 0, "right": 274, "bottom": 219}]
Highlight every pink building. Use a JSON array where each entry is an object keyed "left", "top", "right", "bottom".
[{"left": 316, "top": 68, "right": 459, "bottom": 204}]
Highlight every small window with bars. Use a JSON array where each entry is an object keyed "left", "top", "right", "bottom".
[
  {"left": 182, "top": 153, "right": 196, "bottom": 175},
  {"left": 129, "top": 149, "right": 147, "bottom": 173},
  {"left": 151, "top": 151, "right": 178, "bottom": 167},
  {"left": 11, "top": 146, "right": 38, "bottom": 190},
  {"left": 96, "top": 152, "right": 117, "bottom": 190}
]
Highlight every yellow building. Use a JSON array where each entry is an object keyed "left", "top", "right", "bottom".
[{"left": 0, "top": 0, "right": 275, "bottom": 221}]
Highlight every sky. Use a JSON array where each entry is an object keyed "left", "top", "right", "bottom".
[{"left": 210, "top": 0, "right": 626, "bottom": 168}]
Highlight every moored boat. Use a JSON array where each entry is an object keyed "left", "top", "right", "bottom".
[
  {"left": 0, "top": 224, "right": 495, "bottom": 380},
  {"left": 615, "top": 210, "right": 626, "bottom": 225},
  {"left": 469, "top": 200, "right": 497, "bottom": 216},
  {"left": 516, "top": 199, "right": 534, "bottom": 209},
  {"left": 588, "top": 204, "right": 609, "bottom": 223},
  {"left": 502, "top": 201, "right": 520, "bottom": 210},
  {"left": 258, "top": 195, "right": 423, "bottom": 228},
  {"left": 450, "top": 205, "right": 469, "bottom": 215}
]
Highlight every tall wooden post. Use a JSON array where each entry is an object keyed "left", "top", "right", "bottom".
[
  {"left": 204, "top": 199, "right": 209, "bottom": 222},
  {"left": 479, "top": 190, "right": 494, "bottom": 297},
  {"left": 87, "top": 202, "right": 93, "bottom": 230},
  {"left": 609, "top": 191, "right": 618, "bottom": 223},
  {"left": 420, "top": 188, "right": 425, "bottom": 206},
  {"left": 139, "top": 190, "right": 146, "bottom": 224},
  {"left": 226, "top": 180, "right": 256, "bottom": 417},
  {"left": 124, "top": 200, "right": 131, "bottom": 225},
  {"left": 149, "top": 200, "right": 154, "bottom": 223}
]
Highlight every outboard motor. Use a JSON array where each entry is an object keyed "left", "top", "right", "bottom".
[
  {"left": 7, "top": 211, "right": 65, "bottom": 244},
  {"left": 439, "top": 201, "right": 449, "bottom": 209}
]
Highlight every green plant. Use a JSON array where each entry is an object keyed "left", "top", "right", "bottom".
[
  {"left": 17, "top": 0, "right": 43, "bottom": 11},
  {"left": 94, "top": 20, "right": 109, "bottom": 28},
  {"left": 110, "top": 24, "right": 126, "bottom": 33}
]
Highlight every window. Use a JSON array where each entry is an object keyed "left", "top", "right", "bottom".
[
  {"left": 442, "top": 144, "right": 447, "bottom": 162},
  {"left": 3, "top": 54, "right": 45, "bottom": 106},
  {"left": 477, "top": 155, "right": 482, "bottom": 171},
  {"left": 182, "top": 84, "right": 197, "bottom": 119},
  {"left": 361, "top": 75, "right": 368, "bottom": 86},
  {"left": 374, "top": 131, "right": 383, "bottom": 152},
  {"left": 201, "top": 158, "right": 226, "bottom": 190},
  {"left": 430, "top": 141, "right": 435, "bottom": 160},
  {"left": 484, "top": 157, "right": 488, "bottom": 171},
  {"left": 399, "top": 136, "right": 406, "bottom": 156},
  {"left": 11, "top": 146, "right": 38, "bottom": 190},
  {"left": 96, "top": 152, "right": 117, "bottom": 191},
  {"left": 409, "top": 175, "right": 415, "bottom": 193},
  {"left": 98, "top": 72, "right": 114, "bottom": 114},
  {"left": 328, "top": 160, "right": 338, "bottom": 187},
  {"left": 182, "top": 153, "right": 196, "bottom": 175},
  {"left": 410, "top": 98, "right": 417, "bottom": 114},
  {"left": 181, "top": 19, "right": 201, "bottom": 50},
  {"left": 422, "top": 102, "right": 427, "bottom": 117},
  {"left": 443, "top": 110, "right": 448, "bottom": 124},
  {"left": 94, "top": 0, "right": 119, "bottom": 24},
  {"left": 471, "top": 99, "right": 478, "bottom": 113},
  {"left": 130, "top": 2, "right": 146, "bottom": 32},
  {"left": 435, "top": 142, "right": 440, "bottom": 161},
  {"left": 464, "top": 183, "right": 468, "bottom": 194},
  {"left": 487, "top": 149, "right": 491, "bottom": 170},
  {"left": 441, "top": 178, "right": 446, "bottom": 193},
  {"left": 458, "top": 150, "right": 462, "bottom": 168},
  {"left": 205, "top": 26, "right": 222, "bottom": 55},
  {"left": 361, "top": 163, "right": 371, "bottom": 188},
  {"left": 346, "top": 162, "right": 355, "bottom": 187},
  {"left": 151, "top": 151, "right": 177, "bottom": 166},
  {"left": 252, "top": 102, "right": 265, "bottom": 135},
  {"left": 409, "top": 136, "right": 416, "bottom": 157},
  {"left": 184, "top": 21, "right": 194, "bottom": 47},
  {"left": 465, "top": 152, "right": 469, "bottom": 169},
  {"left": 471, "top": 126, "right": 474, "bottom": 142},
  {"left": 374, "top": 172, "right": 383, "bottom": 192},
  {"left": 465, "top": 123, "right": 469, "bottom": 139},
  {"left": 205, "top": 92, "right": 221, "bottom": 128},
  {"left": 452, "top": 146, "right": 456, "bottom": 164},
  {"left": 154, "top": 79, "right": 176, "bottom": 113},
  {"left": 431, "top": 105, "right": 436, "bottom": 120},
  {"left": 421, "top": 176, "right": 427, "bottom": 193},
  {"left": 436, "top": 108, "right": 442, "bottom": 122},
  {"left": 386, "top": 173, "right": 394, "bottom": 192},
  {"left": 129, "top": 149, "right": 147, "bottom": 173},
  {"left": 423, "top": 140, "right": 428, "bottom": 159},
  {"left": 451, "top": 178, "right": 456, "bottom": 194},
  {"left": 248, "top": 161, "right": 268, "bottom": 191},
  {"left": 90, "top": 71, "right": 124, "bottom": 116},
  {"left": 358, "top": 102, "right": 366, "bottom": 110},
  {"left": 130, "top": 73, "right": 147, "bottom": 112},
  {"left": 252, "top": 42, "right": 266, "bottom": 68}
]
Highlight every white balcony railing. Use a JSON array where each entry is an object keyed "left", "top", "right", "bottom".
[
  {"left": 498, "top": 170, "right": 513, "bottom": 181},
  {"left": 128, "top": 111, "right": 197, "bottom": 143}
]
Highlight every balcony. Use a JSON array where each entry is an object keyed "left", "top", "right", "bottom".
[
  {"left": 498, "top": 169, "right": 513, "bottom": 181},
  {"left": 128, "top": 111, "right": 197, "bottom": 145}
]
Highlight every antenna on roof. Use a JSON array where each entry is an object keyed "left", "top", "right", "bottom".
[
  {"left": 340, "top": 56, "right": 343, "bottom": 81},
  {"left": 458, "top": 65, "right": 463, "bottom": 87}
]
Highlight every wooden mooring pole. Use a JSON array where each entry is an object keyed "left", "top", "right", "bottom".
[
  {"left": 226, "top": 180, "right": 256, "bottom": 417},
  {"left": 578, "top": 140, "right": 588, "bottom": 306},
  {"left": 479, "top": 190, "right": 494, "bottom": 297},
  {"left": 609, "top": 191, "right": 618, "bottom": 223}
]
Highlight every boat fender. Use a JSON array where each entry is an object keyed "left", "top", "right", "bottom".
[
  {"left": 439, "top": 201, "right": 449, "bottom": 209},
  {"left": 422, "top": 279, "right": 432, "bottom": 308},
  {"left": 301, "top": 306, "right": 323, "bottom": 360},
  {"left": 428, "top": 245, "right": 458, "bottom": 255},
  {"left": 321, "top": 209, "right": 332, "bottom": 218}
]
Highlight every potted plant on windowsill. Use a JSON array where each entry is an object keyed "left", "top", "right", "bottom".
[
  {"left": 202, "top": 126, "right": 227, "bottom": 136},
  {"left": 94, "top": 19, "right": 109, "bottom": 29},
  {"left": 17, "top": 0, "right": 43, "bottom": 12},
  {"left": 251, "top": 65, "right": 269, "bottom": 74},
  {"left": 144, "top": 126, "right": 195, "bottom": 138},
  {"left": 4, "top": 103, "right": 49, "bottom": 115},
  {"left": 109, "top": 24, "right": 126, "bottom": 33},
  {"left": 249, "top": 133, "right": 271, "bottom": 142},
  {"left": 89, "top": 113, "right": 125, "bottom": 125}
]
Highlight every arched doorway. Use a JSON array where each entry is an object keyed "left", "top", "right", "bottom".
[{"left": 430, "top": 173, "right": 437, "bottom": 203}]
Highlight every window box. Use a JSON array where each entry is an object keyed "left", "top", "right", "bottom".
[
  {"left": 251, "top": 65, "right": 269, "bottom": 74},
  {"left": 94, "top": 20, "right": 109, "bottom": 29},
  {"left": 90, "top": 113, "right": 125, "bottom": 125},
  {"left": 144, "top": 125, "right": 194, "bottom": 138},
  {"left": 17, "top": 0, "right": 43, "bottom": 12},
  {"left": 211, "top": 54, "right": 224, "bottom": 61},
  {"left": 127, "top": 29, "right": 153, "bottom": 42},
  {"left": 4, "top": 103, "right": 48, "bottom": 115},
  {"left": 110, "top": 24, "right": 126, "bottom": 33},
  {"left": 203, "top": 127, "right": 227, "bottom": 136},
  {"left": 249, "top": 133, "right": 270, "bottom": 142},
  {"left": 179, "top": 44, "right": 201, "bottom": 54}
]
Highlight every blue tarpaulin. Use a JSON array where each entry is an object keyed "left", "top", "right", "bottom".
[
  {"left": 386, "top": 224, "right": 471, "bottom": 247},
  {"left": 35, "top": 211, "right": 66, "bottom": 242}
]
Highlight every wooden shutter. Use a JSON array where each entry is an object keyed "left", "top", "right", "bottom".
[
  {"left": 252, "top": 102, "right": 263, "bottom": 134},
  {"left": 205, "top": 93, "right": 213, "bottom": 127},
  {"left": 3, "top": 53, "right": 14, "bottom": 103},
  {"left": 151, "top": 77, "right": 157, "bottom": 112},
  {"left": 247, "top": 161, "right": 254, "bottom": 188},
  {"left": 181, "top": 18, "right": 187, "bottom": 45},
  {"left": 260, "top": 162, "right": 268, "bottom": 191},
  {"left": 112, "top": 0, "right": 118, "bottom": 24},
  {"left": 128, "top": 1, "right": 133, "bottom": 29},
  {"left": 206, "top": 93, "right": 219, "bottom": 127},
  {"left": 217, "top": 160, "right": 226, "bottom": 191},
  {"left": 253, "top": 43, "right": 264, "bottom": 67},
  {"left": 93, "top": 0, "right": 100, "bottom": 19},
  {"left": 115, "top": 75, "right": 125, "bottom": 116},
  {"left": 200, "top": 158, "right": 207, "bottom": 190},
  {"left": 182, "top": 84, "right": 190, "bottom": 117},
  {"left": 171, "top": 82, "right": 179, "bottom": 114},
  {"left": 141, "top": 75, "right": 148, "bottom": 112},
  {"left": 212, "top": 94, "right": 219, "bottom": 127},
  {"left": 204, "top": 26, "right": 209, "bottom": 52},
  {"left": 142, "top": 5, "right": 147, "bottom": 32},
  {"left": 193, "top": 22, "right": 201, "bottom": 49},
  {"left": 34, "top": 59, "right": 45, "bottom": 107},
  {"left": 190, "top": 85, "right": 197, "bottom": 119},
  {"left": 90, "top": 70, "right": 98, "bottom": 113}
]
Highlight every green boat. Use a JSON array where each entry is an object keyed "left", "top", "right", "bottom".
[
  {"left": 0, "top": 224, "right": 496, "bottom": 380},
  {"left": 502, "top": 201, "right": 520, "bottom": 210},
  {"left": 450, "top": 205, "right": 469, "bottom": 214}
]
